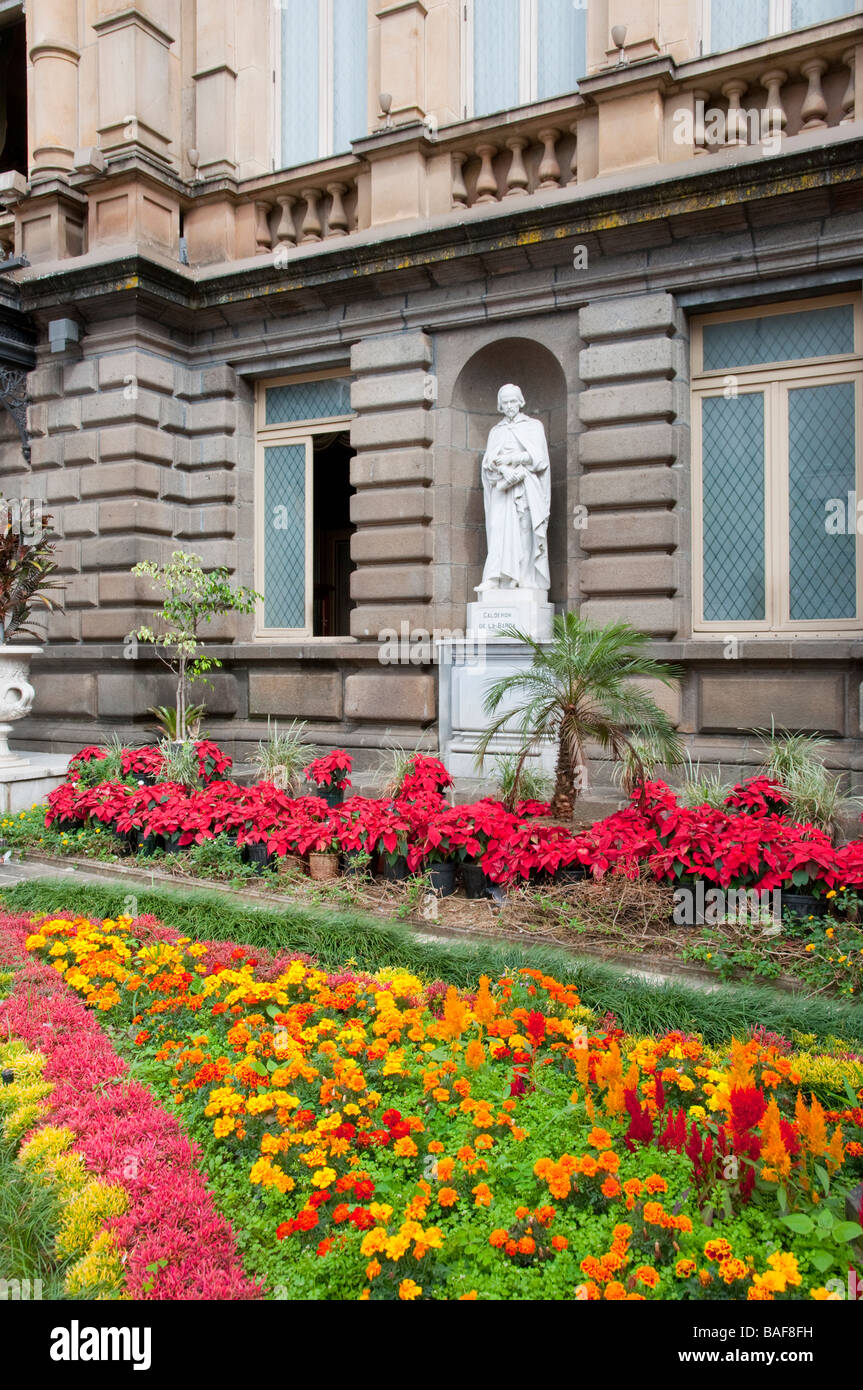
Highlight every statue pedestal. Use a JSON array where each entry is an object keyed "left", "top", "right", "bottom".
[{"left": 467, "top": 587, "right": 554, "bottom": 643}]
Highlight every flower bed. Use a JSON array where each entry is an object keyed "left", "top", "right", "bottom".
[
  {"left": 36, "top": 750, "right": 863, "bottom": 902},
  {"left": 11, "top": 907, "right": 863, "bottom": 1302},
  {"left": 0, "top": 913, "right": 260, "bottom": 1300}
]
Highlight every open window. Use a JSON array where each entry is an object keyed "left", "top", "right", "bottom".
[{"left": 256, "top": 375, "right": 356, "bottom": 638}]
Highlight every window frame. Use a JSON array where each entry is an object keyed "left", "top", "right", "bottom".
[
  {"left": 273, "top": 0, "right": 367, "bottom": 172},
  {"left": 461, "top": 0, "right": 583, "bottom": 120},
  {"left": 690, "top": 294, "right": 863, "bottom": 639},
  {"left": 698, "top": 0, "right": 863, "bottom": 55},
  {"left": 254, "top": 371, "right": 354, "bottom": 641}
]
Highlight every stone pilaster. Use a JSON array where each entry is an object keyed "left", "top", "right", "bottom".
[
  {"left": 576, "top": 292, "right": 687, "bottom": 639},
  {"left": 348, "top": 329, "right": 436, "bottom": 724}
]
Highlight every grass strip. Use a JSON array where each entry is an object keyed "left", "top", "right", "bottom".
[{"left": 3, "top": 877, "right": 863, "bottom": 1048}]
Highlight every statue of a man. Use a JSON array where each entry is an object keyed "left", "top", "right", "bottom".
[{"left": 478, "top": 384, "right": 551, "bottom": 592}]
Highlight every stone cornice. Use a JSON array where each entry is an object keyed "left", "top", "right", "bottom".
[{"left": 11, "top": 134, "right": 863, "bottom": 322}]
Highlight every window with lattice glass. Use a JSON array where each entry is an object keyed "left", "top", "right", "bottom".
[{"left": 691, "top": 296, "right": 863, "bottom": 636}]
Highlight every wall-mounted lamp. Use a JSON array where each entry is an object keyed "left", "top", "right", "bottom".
[{"left": 611, "top": 25, "right": 628, "bottom": 66}]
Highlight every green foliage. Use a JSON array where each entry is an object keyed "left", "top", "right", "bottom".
[
  {"left": 474, "top": 614, "right": 683, "bottom": 819},
  {"left": 757, "top": 723, "right": 860, "bottom": 836},
  {"left": 251, "top": 720, "right": 316, "bottom": 794},
  {"left": 679, "top": 755, "right": 731, "bottom": 809},
  {"left": 0, "top": 500, "right": 64, "bottom": 643},
  {"left": 4, "top": 877, "right": 863, "bottom": 1047},
  {"left": 158, "top": 737, "right": 203, "bottom": 790},
  {"left": 491, "top": 752, "right": 551, "bottom": 809},
  {"left": 149, "top": 704, "right": 206, "bottom": 741},
  {"left": 128, "top": 551, "right": 259, "bottom": 742}
]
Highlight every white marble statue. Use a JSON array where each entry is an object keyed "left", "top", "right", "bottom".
[{"left": 478, "top": 384, "right": 551, "bottom": 594}]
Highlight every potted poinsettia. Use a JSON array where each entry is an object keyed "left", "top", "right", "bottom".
[
  {"left": 304, "top": 750, "right": 352, "bottom": 808},
  {"left": 0, "top": 501, "right": 63, "bottom": 761}
]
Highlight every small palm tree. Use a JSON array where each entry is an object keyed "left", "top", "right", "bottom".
[{"left": 474, "top": 614, "right": 684, "bottom": 820}]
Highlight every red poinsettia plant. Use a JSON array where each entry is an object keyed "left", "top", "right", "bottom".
[{"left": 304, "top": 750, "right": 352, "bottom": 791}]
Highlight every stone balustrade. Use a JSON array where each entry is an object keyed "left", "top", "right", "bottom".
[
  {"left": 438, "top": 101, "right": 582, "bottom": 211},
  {"left": 246, "top": 158, "right": 364, "bottom": 256},
  {"left": 676, "top": 23, "right": 859, "bottom": 156}
]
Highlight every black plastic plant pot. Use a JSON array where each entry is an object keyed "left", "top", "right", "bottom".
[
  {"left": 461, "top": 862, "right": 491, "bottom": 900},
  {"left": 780, "top": 891, "right": 830, "bottom": 921},
  {"left": 381, "top": 854, "right": 410, "bottom": 883},
  {"left": 428, "top": 861, "right": 458, "bottom": 898},
  {"left": 140, "top": 833, "right": 164, "bottom": 856},
  {"left": 313, "top": 783, "right": 345, "bottom": 809},
  {"left": 54, "top": 817, "right": 82, "bottom": 834},
  {"left": 162, "top": 832, "right": 184, "bottom": 854},
  {"left": 241, "top": 842, "right": 276, "bottom": 874},
  {"left": 554, "top": 864, "right": 587, "bottom": 885}
]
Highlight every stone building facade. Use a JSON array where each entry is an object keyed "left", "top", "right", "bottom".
[{"left": 0, "top": 0, "right": 862, "bottom": 795}]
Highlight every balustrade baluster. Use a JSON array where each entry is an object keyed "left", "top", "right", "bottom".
[
  {"left": 254, "top": 201, "right": 272, "bottom": 255},
  {"left": 274, "top": 194, "right": 297, "bottom": 247},
  {"left": 760, "top": 69, "right": 787, "bottom": 146},
  {"left": 325, "top": 183, "right": 349, "bottom": 237},
  {"left": 475, "top": 144, "right": 499, "bottom": 203},
  {"left": 504, "top": 137, "right": 529, "bottom": 197},
  {"left": 721, "top": 80, "right": 748, "bottom": 146},
  {"left": 537, "top": 128, "right": 561, "bottom": 188},
  {"left": 692, "top": 88, "right": 711, "bottom": 155},
  {"left": 567, "top": 121, "right": 578, "bottom": 184},
  {"left": 800, "top": 59, "right": 828, "bottom": 129},
  {"left": 841, "top": 48, "right": 856, "bottom": 124},
  {"left": 300, "top": 189, "right": 323, "bottom": 242},
  {"left": 451, "top": 152, "right": 469, "bottom": 207}
]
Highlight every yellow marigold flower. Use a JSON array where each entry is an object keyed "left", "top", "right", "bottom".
[
  {"left": 311, "top": 1167, "right": 337, "bottom": 1188},
  {"left": 399, "top": 1279, "right": 422, "bottom": 1301}
]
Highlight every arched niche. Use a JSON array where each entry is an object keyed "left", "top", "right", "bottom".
[{"left": 449, "top": 337, "right": 569, "bottom": 609}]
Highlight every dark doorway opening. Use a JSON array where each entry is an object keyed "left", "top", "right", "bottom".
[
  {"left": 312, "top": 432, "right": 355, "bottom": 637},
  {"left": 0, "top": 20, "right": 26, "bottom": 178}
]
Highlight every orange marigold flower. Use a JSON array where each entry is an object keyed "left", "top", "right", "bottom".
[
  {"left": 635, "top": 1265, "right": 660, "bottom": 1289},
  {"left": 551, "top": 1235, "right": 568, "bottom": 1252},
  {"left": 588, "top": 1126, "right": 613, "bottom": 1150},
  {"left": 601, "top": 1177, "right": 621, "bottom": 1199},
  {"left": 398, "top": 1279, "right": 422, "bottom": 1301},
  {"left": 518, "top": 1236, "right": 536, "bottom": 1255},
  {"left": 675, "top": 1259, "right": 697, "bottom": 1278},
  {"left": 438, "top": 1187, "right": 459, "bottom": 1208},
  {"left": 644, "top": 1174, "right": 668, "bottom": 1195},
  {"left": 472, "top": 1183, "right": 492, "bottom": 1207},
  {"left": 489, "top": 1229, "right": 508, "bottom": 1248}
]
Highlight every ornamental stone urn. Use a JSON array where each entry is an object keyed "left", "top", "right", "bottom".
[{"left": 0, "top": 644, "right": 39, "bottom": 766}]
